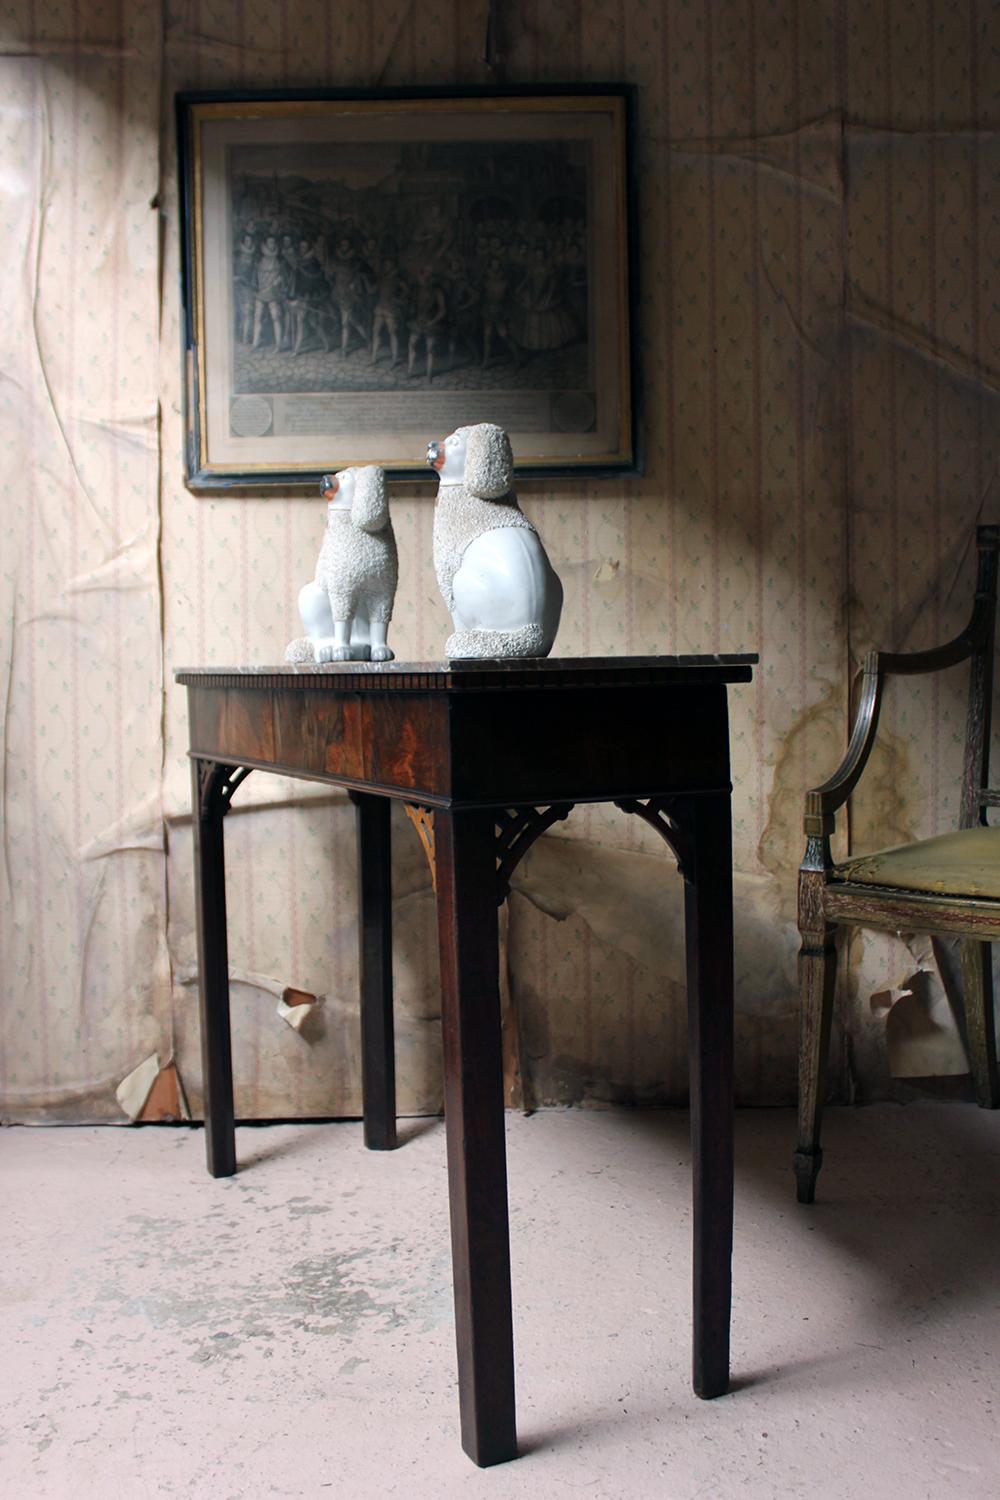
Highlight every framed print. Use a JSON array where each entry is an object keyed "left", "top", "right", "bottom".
[{"left": 177, "top": 85, "right": 639, "bottom": 488}]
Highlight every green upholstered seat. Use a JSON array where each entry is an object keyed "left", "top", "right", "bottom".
[{"left": 833, "top": 825, "right": 1000, "bottom": 899}]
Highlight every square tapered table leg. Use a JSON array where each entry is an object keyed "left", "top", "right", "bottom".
[
  {"left": 433, "top": 808, "right": 517, "bottom": 1468},
  {"left": 191, "top": 757, "right": 237, "bottom": 1179},
  {"left": 352, "top": 791, "right": 397, "bottom": 1151},
  {"left": 681, "top": 791, "right": 734, "bottom": 1398}
]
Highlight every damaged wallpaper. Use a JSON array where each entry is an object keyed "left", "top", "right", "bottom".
[{"left": 1, "top": 0, "right": 998, "bottom": 1123}]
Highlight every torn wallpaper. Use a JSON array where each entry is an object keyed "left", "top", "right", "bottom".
[
  {"left": 1, "top": 0, "right": 998, "bottom": 1122},
  {"left": 0, "top": 9, "right": 170, "bottom": 1121}
]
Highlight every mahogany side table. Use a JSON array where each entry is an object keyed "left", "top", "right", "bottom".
[{"left": 176, "top": 655, "right": 756, "bottom": 1467}]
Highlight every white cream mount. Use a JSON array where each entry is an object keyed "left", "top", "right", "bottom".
[
  {"left": 285, "top": 465, "right": 398, "bottom": 663},
  {"left": 426, "top": 423, "right": 563, "bottom": 659}
]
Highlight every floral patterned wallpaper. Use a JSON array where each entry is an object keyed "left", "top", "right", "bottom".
[{"left": 1, "top": 0, "right": 997, "bottom": 1121}]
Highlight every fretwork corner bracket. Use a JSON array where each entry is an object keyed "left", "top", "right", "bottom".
[
  {"left": 494, "top": 805, "right": 572, "bottom": 904},
  {"left": 614, "top": 796, "right": 692, "bottom": 878},
  {"left": 404, "top": 803, "right": 574, "bottom": 905},
  {"left": 404, "top": 804, "right": 438, "bottom": 892},
  {"left": 197, "top": 761, "right": 253, "bottom": 820}
]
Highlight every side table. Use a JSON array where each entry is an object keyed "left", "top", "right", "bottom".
[{"left": 176, "top": 655, "right": 756, "bottom": 1466}]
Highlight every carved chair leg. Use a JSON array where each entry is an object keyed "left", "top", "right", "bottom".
[
  {"left": 959, "top": 939, "right": 1000, "bottom": 1109},
  {"left": 794, "top": 923, "right": 838, "bottom": 1205}
]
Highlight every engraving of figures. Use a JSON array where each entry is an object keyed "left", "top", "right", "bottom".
[
  {"left": 233, "top": 231, "right": 256, "bottom": 344},
  {"left": 288, "top": 237, "right": 332, "bottom": 355},
  {"left": 329, "top": 237, "right": 374, "bottom": 358},
  {"left": 280, "top": 233, "right": 299, "bottom": 275},
  {"left": 251, "top": 234, "right": 292, "bottom": 350},
  {"left": 480, "top": 258, "right": 520, "bottom": 370},
  {"left": 408, "top": 196, "right": 455, "bottom": 265},
  {"left": 189, "top": 92, "right": 638, "bottom": 478},
  {"left": 370, "top": 250, "right": 409, "bottom": 368},
  {"left": 510, "top": 247, "right": 577, "bottom": 351},
  {"left": 407, "top": 266, "right": 447, "bottom": 383},
  {"left": 443, "top": 254, "right": 480, "bottom": 371},
  {"left": 226, "top": 136, "right": 595, "bottom": 412}
]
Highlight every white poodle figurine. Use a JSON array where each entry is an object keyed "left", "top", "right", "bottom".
[
  {"left": 284, "top": 466, "right": 397, "bottom": 663},
  {"left": 426, "top": 423, "right": 563, "bottom": 659}
]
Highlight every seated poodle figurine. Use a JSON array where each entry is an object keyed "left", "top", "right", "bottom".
[
  {"left": 284, "top": 465, "right": 397, "bottom": 663},
  {"left": 426, "top": 423, "right": 563, "bottom": 659}
]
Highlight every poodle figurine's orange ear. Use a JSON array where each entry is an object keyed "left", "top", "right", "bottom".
[
  {"left": 350, "top": 465, "right": 389, "bottom": 532},
  {"left": 464, "top": 423, "right": 513, "bottom": 500}
]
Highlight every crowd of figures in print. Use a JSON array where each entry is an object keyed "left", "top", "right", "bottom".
[{"left": 229, "top": 139, "right": 590, "bottom": 399}]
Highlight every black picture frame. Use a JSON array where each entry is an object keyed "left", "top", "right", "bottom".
[{"left": 177, "top": 84, "right": 640, "bottom": 490}]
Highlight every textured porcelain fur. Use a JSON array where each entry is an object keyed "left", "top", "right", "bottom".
[
  {"left": 426, "top": 423, "right": 563, "bottom": 659},
  {"left": 285, "top": 466, "right": 398, "bottom": 663}
]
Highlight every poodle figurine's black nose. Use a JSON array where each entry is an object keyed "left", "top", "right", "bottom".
[{"left": 426, "top": 440, "right": 441, "bottom": 469}]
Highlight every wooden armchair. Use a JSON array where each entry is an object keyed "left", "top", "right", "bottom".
[{"left": 795, "top": 524, "right": 1000, "bottom": 1204}]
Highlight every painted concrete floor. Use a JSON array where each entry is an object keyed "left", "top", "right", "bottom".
[{"left": 2, "top": 1104, "right": 998, "bottom": 1500}]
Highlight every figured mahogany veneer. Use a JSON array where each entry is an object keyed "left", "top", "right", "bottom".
[
  {"left": 177, "top": 653, "right": 756, "bottom": 1468},
  {"left": 179, "top": 656, "right": 752, "bottom": 808}
]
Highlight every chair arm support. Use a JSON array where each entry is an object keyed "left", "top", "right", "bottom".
[
  {"left": 804, "top": 624, "right": 978, "bottom": 831},
  {"left": 804, "top": 542, "right": 998, "bottom": 835},
  {"left": 804, "top": 653, "right": 883, "bottom": 834},
  {"left": 803, "top": 525, "right": 999, "bottom": 842}
]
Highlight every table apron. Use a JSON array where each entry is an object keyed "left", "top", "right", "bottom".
[{"left": 186, "top": 682, "right": 733, "bottom": 806}]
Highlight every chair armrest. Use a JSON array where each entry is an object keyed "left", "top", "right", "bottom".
[
  {"left": 876, "top": 616, "right": 991, "bottom": 676},
  {"left": 804, "top": 592, "right": 994, "bottom": 833},
  {"left": 804, "top": 653, "right": 882, "bottom": 835},
  {"left": 875, "top": 541, "right": 996, "bottom": 677},
  {"left": 803, "top": 525, "right": 998, "bottom": 846}
]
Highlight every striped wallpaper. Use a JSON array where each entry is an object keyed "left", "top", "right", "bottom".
[{"left": 1, "top": 0, "right": 997, "bottom": 1120}]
